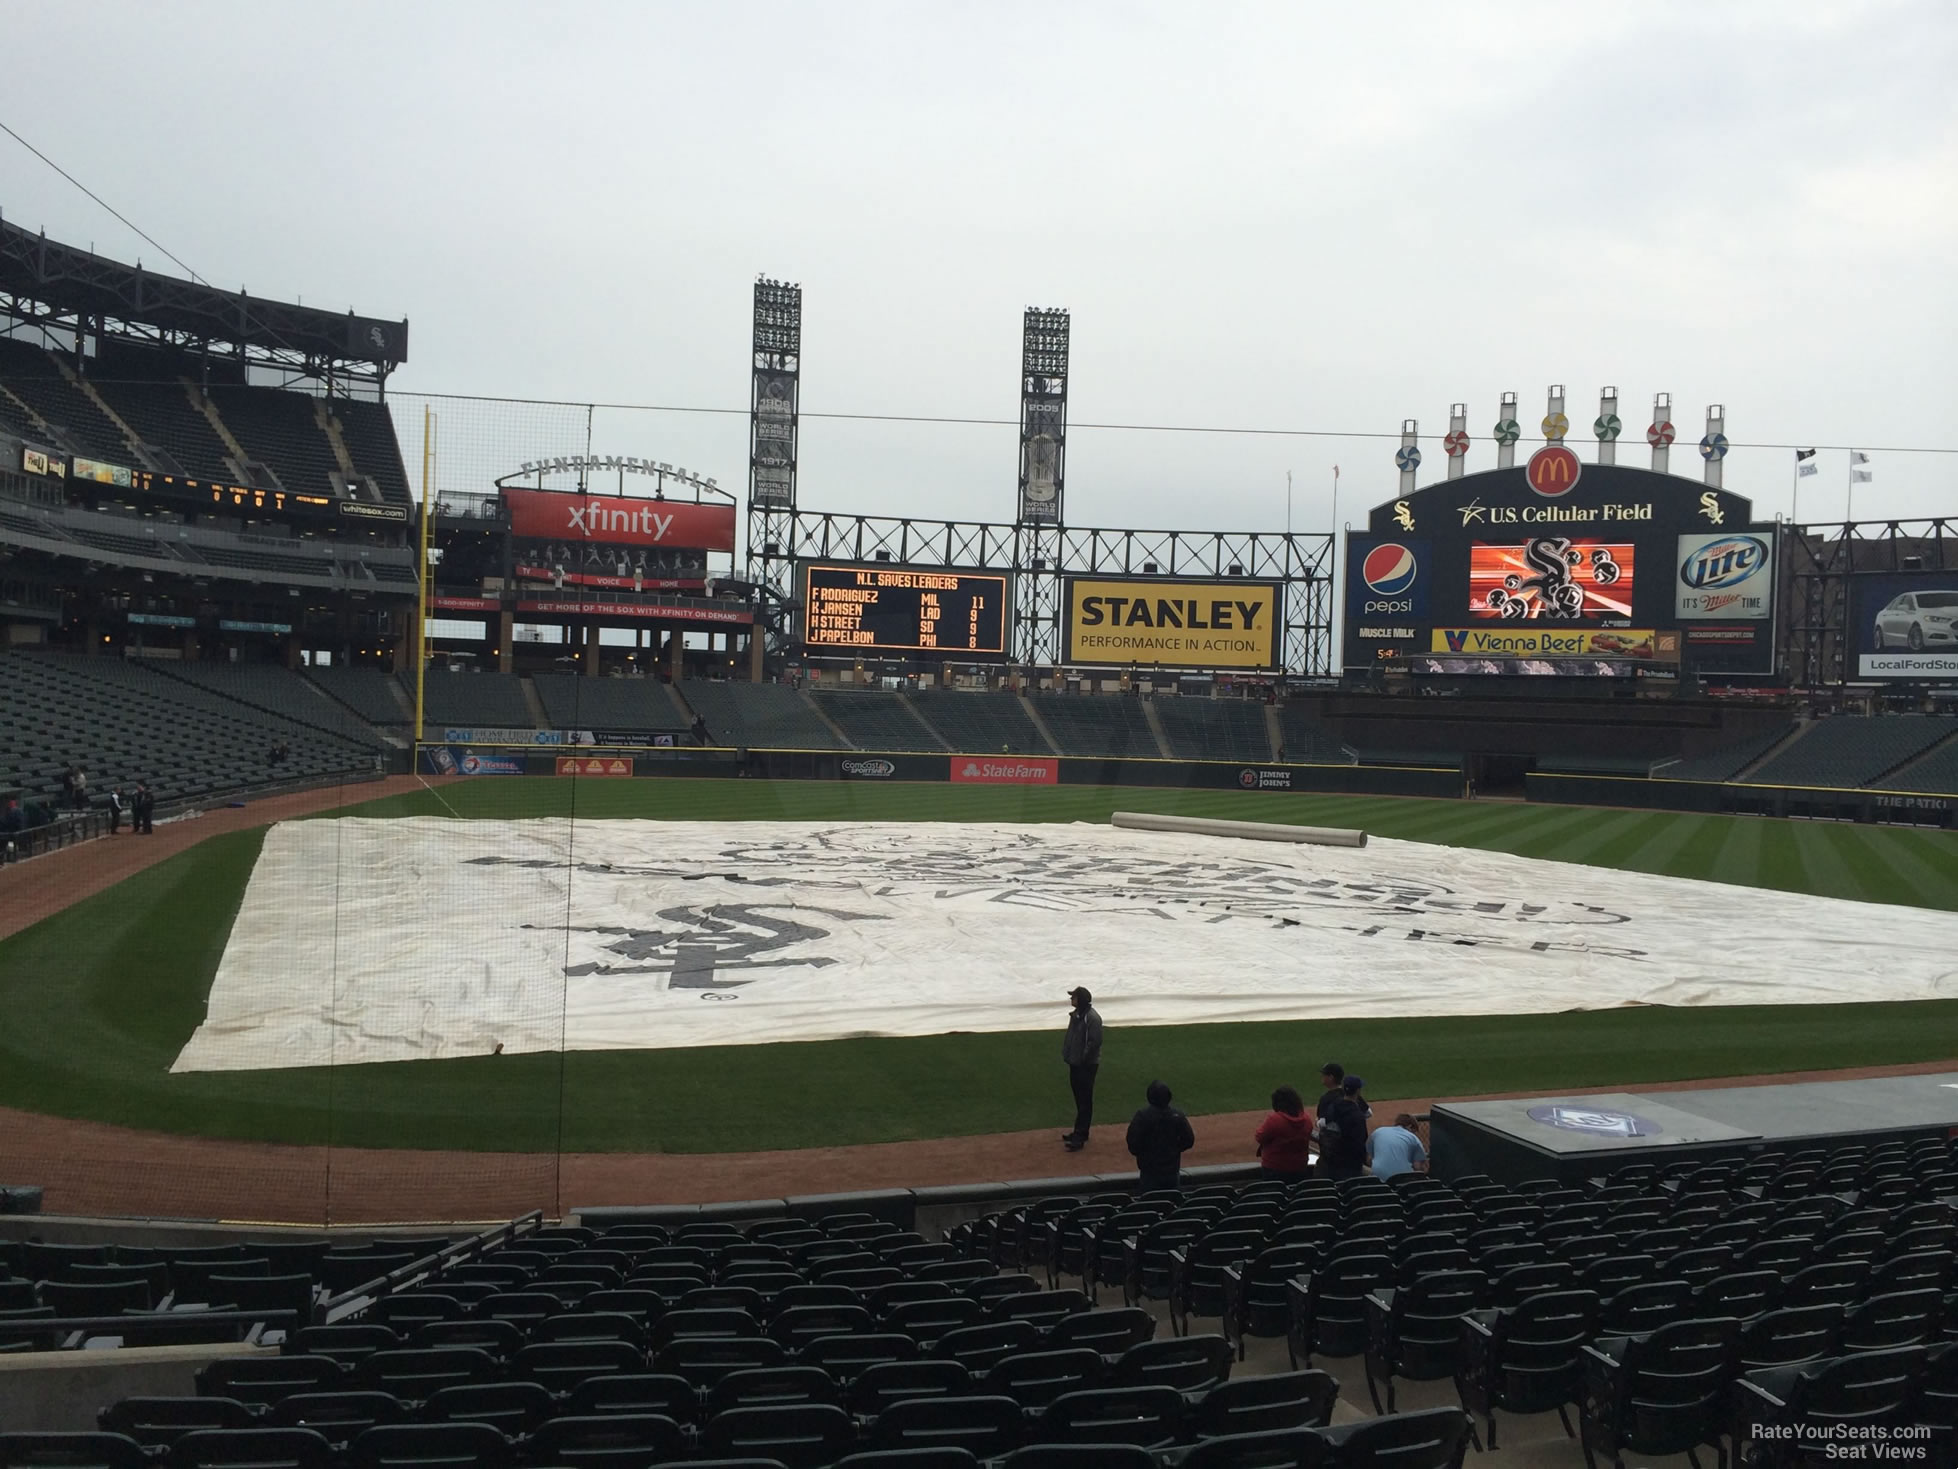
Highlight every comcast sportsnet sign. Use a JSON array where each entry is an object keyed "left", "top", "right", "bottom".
[
  {"left": 503, "top": 488, "right": 735, "bottom": 551},
  {"left": 951, "top": 757, "right": 1058, "bottom": 785}
]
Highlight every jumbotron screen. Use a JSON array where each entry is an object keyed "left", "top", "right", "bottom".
[
  {"left": 1468, "top": 537, "right": 1636, "bottom": 620},
  {"left": 801, "top": 562, "right": 1010, "bottom": 657}
]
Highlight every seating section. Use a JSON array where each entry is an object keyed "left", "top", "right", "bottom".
[
  {"left": 1887, "top": 734, "right": 1958, "bottom": 796},
  {"left": 330, "top": 398, "right": 415, "bottom": 507},
  {"left": 0, "top": 339, "right": 129, "bottom": 460},
  {"left": 0, "top": 652, "right": 380, "bottom": 809},
  {"left": 1153, "top": 697, "right": 1272, "bottom": 763},
  {"left": 208, "top": 387, "right": 343, "bottom": 497},
  {"left": 1659, "top": 723, "right": 1799, "bottom": 783},
  {"left": 531, "top": 674, "right": 689, "bottom": 735},
  {"left": 1274, "top": 704, "right": 1354, "bottom": 765},
  {"left": 304, "top": 666, "right": 413, "bottom": 727},
  {"left": 909, "top": 690, "right": 1052, "bottom": 755},
  {"left": 416, "top": 671, "right": 536, "bottom": 731},
  {"left": 1030, "top": 694, "right": 1159, "bottom": 758},
  {"left": 6, "top": 1140, "right": 1956, "bottom": 1465},
  {"left": 811, "top": 690, "right": 942, "bottom": 751},
  {"left": 157, "top": 662, "right": 389, "bottom": 749},
  {"left": 1749, "top": 716, "right": 1958, "bottom": 791},
  {"left": 90, "top": 378, "right": 233, "bottom": 481},
  {"left": 677, "top": 682, "right": 844, "bottom": 750}
]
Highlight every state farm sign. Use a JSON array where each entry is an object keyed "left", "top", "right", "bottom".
[
  {"left": 950, "top": 757, "right": 1058, "bottom": 785},
  {"left": 504, "top": 488, "right": 735, "bottom": 551}
]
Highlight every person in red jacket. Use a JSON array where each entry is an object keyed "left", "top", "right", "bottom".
[{"left": 1254, "top": 1085, "right": 1315, "bottom": 1181}]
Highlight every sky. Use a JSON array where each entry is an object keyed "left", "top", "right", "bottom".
[{"left": 3, "top": 1, "right": 1955, "bottom": 538}]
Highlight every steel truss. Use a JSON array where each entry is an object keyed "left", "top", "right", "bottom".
[
  {"left": 1786, "top": 518, "right": 1956, "bottom": 686},
  {"left": 747, "top": 506, "right": 1334, "bottom": 674}
]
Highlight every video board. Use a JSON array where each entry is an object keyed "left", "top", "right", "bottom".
[
  {"left": 1467, "top": 540, "right": 1634, "bottom": 620},
  {"left": 1344, "top": 459, "right": 1773, "bottom": 676},
  {"left": 1851, "top": 571, "right": 1958, "bottom": 681},
  {"left": 801, "top": 562, "right": 1011, "bottom": 658}
]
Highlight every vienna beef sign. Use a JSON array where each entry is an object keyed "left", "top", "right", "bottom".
[
  {"left": 1064, "top": 577, "right": 1283, "bottom": 669},
  {"left": 504, "top": 488, "right": 735, "bottom": 551}
]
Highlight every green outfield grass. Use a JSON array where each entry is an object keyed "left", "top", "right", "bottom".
[{"left": 0, "top": 777, "right": 1953, "bottom": 1153}]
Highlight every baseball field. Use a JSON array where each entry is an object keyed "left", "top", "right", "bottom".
[{"left": 1, "top": 777, "right": 1953, "bottom": 1157}]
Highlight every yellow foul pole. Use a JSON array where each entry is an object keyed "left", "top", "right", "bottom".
[{"left": 414, "top": 406, "right": 436, "bottom": 759}]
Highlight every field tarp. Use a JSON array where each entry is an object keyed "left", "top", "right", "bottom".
[{"left": 173, "top": 817, "right": 1958, "bottom": 1072}]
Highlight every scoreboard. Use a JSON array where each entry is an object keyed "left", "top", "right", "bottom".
[{"left": 801, "top": 562, "right": 1010, "bottom": 657}]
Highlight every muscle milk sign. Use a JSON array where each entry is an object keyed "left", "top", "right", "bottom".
[{"left": 503, "top": 488, "right": 735, "bottom": 551}]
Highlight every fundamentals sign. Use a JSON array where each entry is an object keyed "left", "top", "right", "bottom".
[{"left": 1064, "top": 578, "right": 1282, "bottom": 669}]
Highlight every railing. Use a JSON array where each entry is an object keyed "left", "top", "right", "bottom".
[
  {"left": 0, "top": 810, "right": 108, "bottom": 863},
  {"left": 319, "top": 1209, "right": 546, "bottom": 1324}
]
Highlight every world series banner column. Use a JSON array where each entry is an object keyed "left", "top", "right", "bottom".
[{"left": 1018, "top": 308, "right": 1068, "bottom": 525}]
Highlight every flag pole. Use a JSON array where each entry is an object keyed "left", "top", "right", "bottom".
[{"left": 1846, "top": 450, "right": 1854, "bottom": 524}]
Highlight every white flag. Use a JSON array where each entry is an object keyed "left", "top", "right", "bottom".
[
  {"left": 1797, "top": 462, "right": 1819, "bottom": 478},
  {"left": 1851, "top": 470, "right": 1874, "bottom": 483},
  {"left": 1851, "top": 450, "right": 1872, "bottom": 466}
]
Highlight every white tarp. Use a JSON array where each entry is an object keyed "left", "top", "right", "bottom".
[{"left": 172, "top": 817, "right": 1958, "bottom": 1073}]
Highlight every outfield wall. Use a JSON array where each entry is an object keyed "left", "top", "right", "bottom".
[
  {"left": 1527, "top": 771, "right": 1957, "bottom": 828},
  {"left": 421, "top": 744, "right": 1464, "bottom": 800}
]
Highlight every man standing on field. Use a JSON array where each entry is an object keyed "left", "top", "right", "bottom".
[{"left": 1060, "top": 986, "right": 1102, "bottom": 1153}]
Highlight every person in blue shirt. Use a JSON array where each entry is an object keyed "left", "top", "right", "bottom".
[{"left": 1366, "top": 1113, "right": 1428, "bottom": 1179}]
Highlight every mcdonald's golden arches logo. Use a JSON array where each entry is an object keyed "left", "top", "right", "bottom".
[{"left": 1526, "top": 445, "right": 1583, "bottom": 498}]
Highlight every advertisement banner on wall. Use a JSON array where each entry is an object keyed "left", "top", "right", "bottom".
[
  {"left": 1063, "top": 578, "right": 1283, "bottom": 670},
  {"left": 1346, "top": 539, "right": 1431, "bottom": 622},
  {"left": 556, "top": 756, "right": 635, "bottom": 777},
  {"left": 950, "top": 756, "right": 1059, "bottom": 784},
  {"left": 1429, "top": 627, "right": 1680, "bottom": 661},
  {"left": 1676, "top": 533, "right": 1773, "bottom": 619},
  {"left": 423, "top": 747, "right": 525, "bottom": 776},
  {"left": 503, "top": 488, "right": 736, "bottom": 551},
  {"left": 1853, "top": 572, "right": 1958, "bottom": 679}
]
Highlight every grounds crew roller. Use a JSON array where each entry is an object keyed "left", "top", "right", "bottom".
[{"left": 1111, "top": 811, "right": 1367, "bottom": 848}]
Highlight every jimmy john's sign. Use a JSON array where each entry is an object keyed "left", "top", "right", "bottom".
[{"left": 1063, "top": 577, "right": 1283, "bottom": 669}]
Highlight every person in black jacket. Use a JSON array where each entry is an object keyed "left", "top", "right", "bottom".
[
  {"left": 1318, "top": 1074, "right": 1371, "bottom": 1181},
  {"left": 1060, "top": 986, "right": 1103, "bottom": 1152},
  {"left": 1127, "top": 1079, "right": 1196, "bottom": 1192}
]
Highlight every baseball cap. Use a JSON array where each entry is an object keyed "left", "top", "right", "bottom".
[
  {"left": 1343, "top": 1075, "right": 1365, "bottom": 1092},
  {"left": 1068, "top": 987, "right": 1092, "bottom": 1003}
]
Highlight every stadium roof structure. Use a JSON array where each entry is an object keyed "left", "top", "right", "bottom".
[{"left": 0, "top": 212, "right": 407, "bottom": 387}]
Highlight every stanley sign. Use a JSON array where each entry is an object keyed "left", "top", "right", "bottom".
[{"left": 1063, "top": 577, "right": 1283, "bottom": 670}]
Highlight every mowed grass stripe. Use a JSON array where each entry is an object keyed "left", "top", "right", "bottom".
[{"left": 0, "top": 778, "right": 1950, "bottom": 1153}]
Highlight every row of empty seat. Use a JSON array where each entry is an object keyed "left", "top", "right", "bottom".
[{"left": 0, "top": 339, "right": 412, "bottom": 506}]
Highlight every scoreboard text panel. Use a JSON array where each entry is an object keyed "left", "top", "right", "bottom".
[{"left": 802, "top": 563, "right": 1010, "bottom": 656}]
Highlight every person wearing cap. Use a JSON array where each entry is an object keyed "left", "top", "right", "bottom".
[
  {"left": 1127, "top": 1079, "right": 1196, "bottom": 1192},
  {"left": 1318, "top": 1074, "right": 1371, "bottom": 1181},
  {"left": 1060, "top": 986, "right": 1103, "bottom": 1152}
]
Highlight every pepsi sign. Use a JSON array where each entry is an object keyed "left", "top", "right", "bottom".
[
  {"left": 1348, "top": 538, "right": 1429, "bottom": 620},
  {"left": 1676, "top": 533, "right": 1771, "bottom": 620}
]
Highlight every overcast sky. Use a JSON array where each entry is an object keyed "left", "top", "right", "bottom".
[{"left": 4, "top": 1, "right": 1954, "bottom": 536}]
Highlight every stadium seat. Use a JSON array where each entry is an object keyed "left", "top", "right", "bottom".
[
  {"left": 867, "top": 1395, "right": 1023, "bottom": 1459},
  {"left": 1188, "top": 1369, "right": 1340, "bottom": 1440},
  {"left": 419, "top": 1381, "right": 554, "bottom": 1436},
  {"left": 165, "top": 1428, "right": 335, "bottom": 1469},
  {"left": 96, "top": 1398, "right": 257, "bottom": 1450},
  {"left": 1033, "top": 1384, "right": 1185, "bottom": 1448},
  {"left": 1454, "top": 1289, "right": 1599, "bottom": 1451},
  {"left": 980, "top": 1347, "right": 1105, "bottom": 1411},
  {"left": 1108, "top": 1334, "right": 1234, "bottom": 1393},
  {"left": 1314, "top": 1406, "right": 1473, "bottom": 1469},
  {"left": 528, "top": 1413, "right": 691, "bottom": 1469},
  {"left": 344, "top": 1422, "right": 514, "bottom": 1469},
  {"left": 263, "top": 1393, "right": 409, "bottom": 1446},
  {"left": 702, "top": 1404, "right": 853, "bottom": 1469},
  {"left": 847, "top": 1359, "right": 974, "bottom": 1417},
  {"left": 0, "top": 1434, "right": 152, "bottom": 1469},
  {"left": 194, "top": 1356, "right": 347, "bottom": 1409},
  {"left": 1736, "top": 1345, "right": 1928, "bottom": 1466},
  {"left": 1579, "top": 1317, "right": 1741, "bottom": 1469},
  {"left": 706, "top": 1365, "right": 843, "bottom": 1415}
]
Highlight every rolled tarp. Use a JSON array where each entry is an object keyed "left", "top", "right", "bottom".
[{"left": 1111, "top": 810, "right": 1367, "bottom": 848}]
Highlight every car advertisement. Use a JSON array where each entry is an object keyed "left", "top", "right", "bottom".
[
  {"left": 1854, "top": 572, "right": 1958, "bottom": 679},
  {"left": 1676, "top": 533, "right": 1772, "bottom": 620}
]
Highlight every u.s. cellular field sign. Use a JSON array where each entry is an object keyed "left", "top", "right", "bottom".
[{"left": 1063, "top": 577, "right": 1283, "bottom": 670}]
